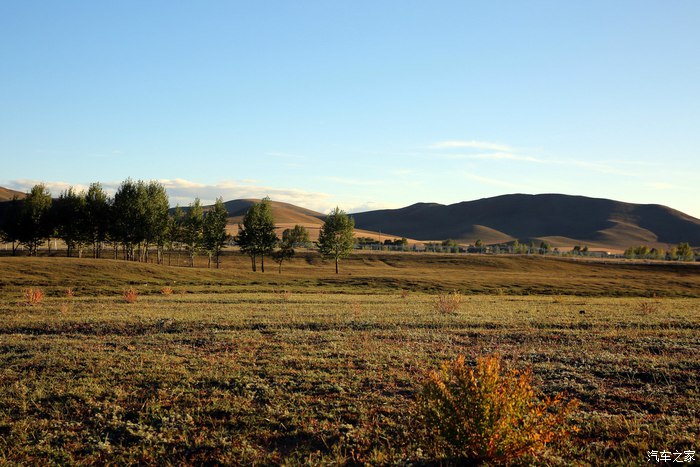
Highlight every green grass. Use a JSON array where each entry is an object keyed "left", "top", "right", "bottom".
[{"left": 0, "top": 256, "right": 699, "bottom": 464}]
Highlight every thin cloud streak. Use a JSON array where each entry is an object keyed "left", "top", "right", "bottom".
[
  {"left": 5, "top": 178, "right": 335, "bottom": 213},
  {"left": 431, "top": 140, "right": 513, "bottom": 152},
  {"left": 463, "top": 173, "right": 526, "bottom": 189}
]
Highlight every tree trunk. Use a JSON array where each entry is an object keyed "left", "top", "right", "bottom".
[
  {"left": 335, "top": 256, "right": 339, "bottom": 274},
  {"left": 251, "top": 254, "right": 256, "bottom": 272}
]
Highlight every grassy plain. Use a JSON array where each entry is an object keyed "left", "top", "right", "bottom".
[{"left": 0, "top": 254, "right": 699, "bottom": 464}]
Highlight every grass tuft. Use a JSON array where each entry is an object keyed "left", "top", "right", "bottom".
[
  {"left": 160, "top": 286, "right": 174, "bottom": 295},
  {"left": 434, "top": 291, "right": 463, "bottom": 314},
  {"left": 23, "top": 288, "right": 44, "bottom": 306},
  {"left": 123, "top": 287, "right": 138, "bottom": 303}
]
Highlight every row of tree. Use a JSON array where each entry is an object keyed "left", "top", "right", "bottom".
[
  {"left": 623, "top": 243, "right": 695, "bottom": 261},
  {"left": 0, "top": 181, "right": 230, "bottom": 267},
  {"left": 0, "top": 182, "right": 359, "bottom": 273},
  {"left": 235, "top": 198, "right": 355, "bottom": 273}
]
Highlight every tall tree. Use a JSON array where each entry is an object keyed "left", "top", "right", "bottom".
[
  {"left": 112, "top": 179, "right": 147, "bottom": 261},
  {"left": 85, "top": 183, "right": 110, "bottom": 258},
  {"left": 143, "top": 181, "right": 170, "bottom": 264},
  {"left": 317, "top": 207, "right": 355, "bottom": 274},
  {"left": 182, "top": 198, "right": 204, "bottom": 267},
  {"left": 167, "top": 205, "right": 186, "bottom": 266},
  {"left": 203, "top": 197, "right": 230, "bottom": 268},
  {"left": 18, "top": 184, "right": 53, "bottom": 256},
  {"left": 235, "top": 197, "right": 278, "bottom": 272},
  {"left": 53, "top": 187, "right": 88, "bottom": 257}
]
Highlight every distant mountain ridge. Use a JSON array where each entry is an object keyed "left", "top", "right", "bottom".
[
  {"left": 3, "top": 187, "right": 699, "bottom": 249},
  {"left": 350, "top": 194, "right": 700, "bottom": 249}
]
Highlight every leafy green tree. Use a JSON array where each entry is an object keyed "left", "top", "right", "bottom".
[
  {"left": 85, "top": 183, "right": 110, "bottom": 258},
  {"left": 112, "top": 179, "right": 146, "bottom": 261},
  {"left": 143, "top": 181, "right": 170, "bottom": 264},
  {"left": 317, "top": 207, "right": 355, "bottom": 274},
  {"left": 675, "top": 242, "right": 695, "bottom": 261},
  {"left": 203, "top": 197, "right": 230, "bottom": 268},
  {"left": 53, "top": 187, "right": 89, "bottom": 257},
  {"left": 167, "top": 206, "right": 186, "bottom": 266},
  {"left": 18, "top": 184, "right": 53, "bottom": 256},
  {"left": 283, "top": 225, "right": 311, "bottom": 248},
  {"left": 235, "top": 197, "right": 278, "bottom": 272},
  {"left": 539, "top": 241, "right": 551, "bottom": 254},
  {"left": 272, "top": 225, "right": 311, "bottom": 273},
  {"left": 182, "top": 198, "right": 204, "bottom": 267}
]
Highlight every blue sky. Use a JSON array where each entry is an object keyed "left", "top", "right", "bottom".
[{"left": 1, "top": 1, "right": 698, "bottom": 217}]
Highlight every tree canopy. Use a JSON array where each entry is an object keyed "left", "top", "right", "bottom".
[
  {"left": 235, "top": 197, "right": 278, "bottom": 272},
  {"left": 317, "top": 207, "right": 355, "bottom": 274}
]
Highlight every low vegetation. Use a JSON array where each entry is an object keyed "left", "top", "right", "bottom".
[
  {"left": 422, "top": 354, "right": 577, "bottom": 463},
  {"left": 434, "top": 290, "right": 463, "bottom": 314},
  {"left": 0, "top": 256, "right": 698, "bottom": 463}
]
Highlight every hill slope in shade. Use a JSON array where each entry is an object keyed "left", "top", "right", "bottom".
[{"left": 351, "top": 194, "right": 700, "bottom": 248}]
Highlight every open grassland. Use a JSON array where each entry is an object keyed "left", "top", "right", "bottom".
[
  {"left": 0, "top": 256, "right": 699, "bottom": 464},
  {"left": 2, "top": 252, "right": 700, "bottom": 297}
]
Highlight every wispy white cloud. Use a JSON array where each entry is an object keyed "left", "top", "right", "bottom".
[
  {"left": 431, "top": 140, "right": 513, "bottom": 152},
  {"left": 463, "top": 173, "right": 526, "bottom": 189},
  {"left": 647, "top": 182, "right": 687, "bottom": 191},
  {"left": 348, "top": 201, "right": 400, "bottom": 214},
  {"left": 322, "top": 177, "right": 384, "bottom": 186},
  {"left": 5, "top": 178, "right": 334, "bottom": 213},
  {"left": 444, "top": 152, "right": 544, "bottom": 163},
  {"left": 6, "top": 179, "right": 93, "bottom": 195},
  {"left": 265, "top": 151, "right": 307, "bottom": 160}
]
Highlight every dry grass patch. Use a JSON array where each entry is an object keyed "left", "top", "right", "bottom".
[
  {"left": 122, "top": 287, "right": 138, "bottom": 303},
  {"left": 434, "top": 291, "right": 463, "bottom": 314},
  {"left": 160, "top": 286, "right": 174, "bottom": 295},
  {"left": 23, "top": 288, "right": 44, "bottom": 306}
]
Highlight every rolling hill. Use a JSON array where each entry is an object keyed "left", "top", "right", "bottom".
[
  {"left": 193, "top": 199, "right": 409, "bottom": 242},
  {"left": 3, "top": 186, "right": 699, "bottom": 249},
  {"left": 350, "top": 194, "right": 700, "bottom": 249},
  {"left": 0, "top": 187, "right": 25, "bottom": 202}
]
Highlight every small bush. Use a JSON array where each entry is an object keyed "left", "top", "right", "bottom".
[
  {"left": 421, "top": 354, "right": 577, "bottom": 464},
  {"left": 434, "top": 291, "right": 463, "bottom": 314},
  {"left": 160, "top": 286, "right": 173, "bottom": 295},
  {"left": 638, "top": 301, "right": 659, "bottom": 314},
  {"left": 123, "top": 287, "right": 138, "bottom": 303},
  {"left": 24, "top": 288, "right": 44, "bottom": 306},
  {"left": 65, "top": 287, "right": 75, "bottom": 298}
]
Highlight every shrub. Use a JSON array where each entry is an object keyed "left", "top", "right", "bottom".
[
  {"left": 123, "top": 287, "right": 138, "bottom": 303},
  {"left": 24, "top": 288, "right": 44, "bottom": 306},
  {"left": 434, "top": 291, "right": 463, "bottom": 314},
  {"left": 421, "top": 354, "right": 577, "bottom": 463},
  {"left": 638, "top": 301, "right": 659, "bottom": 315},
  {"left": 160, "top": 286, "right": 173, "bottom": 295},
  {"left": 65, "top": 287, "right": 75, "bottom": 298}
]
